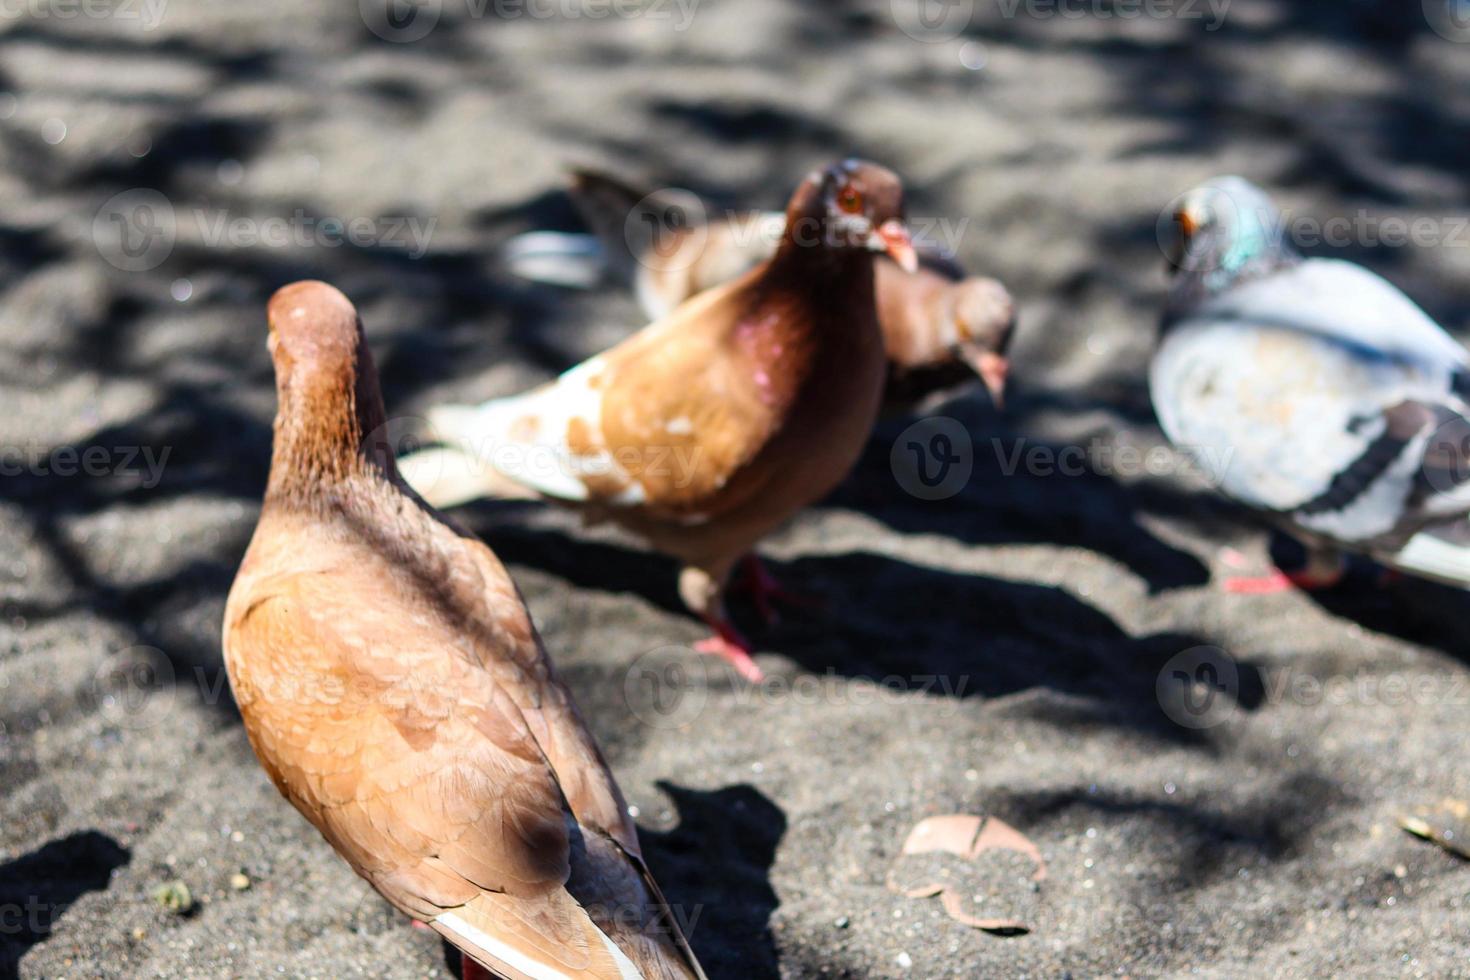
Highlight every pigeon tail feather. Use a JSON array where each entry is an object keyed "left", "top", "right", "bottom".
[{"left": 1384, "top": 529, "right": 1470, "bottom": 589}]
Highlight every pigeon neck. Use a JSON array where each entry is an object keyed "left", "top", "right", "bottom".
[
  {"left": 1217, "top": 224, "right": 1281, "bottom": 280},
  {"left": 1168, "top": 224, "right": 1298, "bottom": 319},
  {"left": 764, "top": 227, "right": 876, "bottom": 343},
  {"left": 1208, "top": 204, "right": 1293, "bottom": 279},
  {"left": 769, "top": 183, "right": 876, "bottom": 290},
  {"left": 736, "top": 211, "right": 877, "bottom": 421},
  {"left": 265, "top": 345, "right": 395, "bottom": 505}
]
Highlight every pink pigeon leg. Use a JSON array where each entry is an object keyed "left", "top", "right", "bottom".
[{"left": 730, "top": 554, "right": 825, "bottom": 626}]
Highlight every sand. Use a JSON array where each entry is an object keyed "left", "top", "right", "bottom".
[{"left": 3, "top": 0, "right": 1470, "bottom": 977}]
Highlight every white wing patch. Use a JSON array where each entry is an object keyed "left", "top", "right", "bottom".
[
  {"left": 597, "top": 930, "right": 645, "bottom": 980},
  {"left": 1198, "top": 260, "right": 1469, "bottom": 370},
  {"left": 1152, "top": 306, "right": 1457, "bottom": 515},
  {"left": 427, "top": 356, "right": 646, "bottom": 506},
  {"left": 435, "top": 908, "right": 645, "bottom": 980},
  {"left": 1382, "top": 533, "right": 1470, "bottom": 588},
  {"left": 1296, "top": 423, "right": 1429, "bottom": 542},
  {"left": 436, "top": 911, "right": 576, "bottom": 980}
]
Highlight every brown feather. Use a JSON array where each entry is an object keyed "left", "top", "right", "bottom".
[
  {"left": 569, "top": 166, "right": 893, "bottom": 587},
  {"left": 564, "top": 166, "right": 1015, "bottom": 410},
  {"left": 225, "top": 280, "right": 704, "bottom": 978}
]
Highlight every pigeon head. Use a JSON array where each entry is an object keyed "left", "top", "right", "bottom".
[
  {"left": 952, "top": 277, "right": 1016, "bottom": 352},
  {"left": 784, "top": 159, "right": 917, "bottom": 272},
  {"left": 951, "top": 278, "right": 1016, "bottom": 407},
  {"left": 266, "top": 280, "right": 362, "bottom": 386},
  {"left": 265, "top": 281, "right": 390, "bottom": 489},
  {"left": 1167, "top": 177, "right": 1293, "bottom": 287}
]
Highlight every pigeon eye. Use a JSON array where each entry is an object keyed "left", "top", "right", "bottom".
[{"left": 837, "top": 185, "right": 863, "bottom": 214}]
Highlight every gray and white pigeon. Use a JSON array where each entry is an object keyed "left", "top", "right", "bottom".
[{"left": 1153, "top": 176, "right": 1470, "bottom": 593}]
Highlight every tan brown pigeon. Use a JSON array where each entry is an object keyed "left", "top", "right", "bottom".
[
  {"left": 223, "top": 281, "right": 706, "bottom": 980},
  {"left": 402, "top": 159, "right": 916, "bottom": 681},
  {"left": 503, "top": 165, "right": 1015, "bottom": 410}
]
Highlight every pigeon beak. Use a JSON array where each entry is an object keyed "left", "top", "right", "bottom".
[
  {"left": 1176, "top": 207, "right": 1199, "bottom": 238},
  {"left": 1167, "top": 205, "right": 1199, "bottom": 272},
  {"left": 961, "top": 348, "right": 1009, "bottom": 410},
  {"left": 869, "top": 219, "right": 918, "bottom": 273}
]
